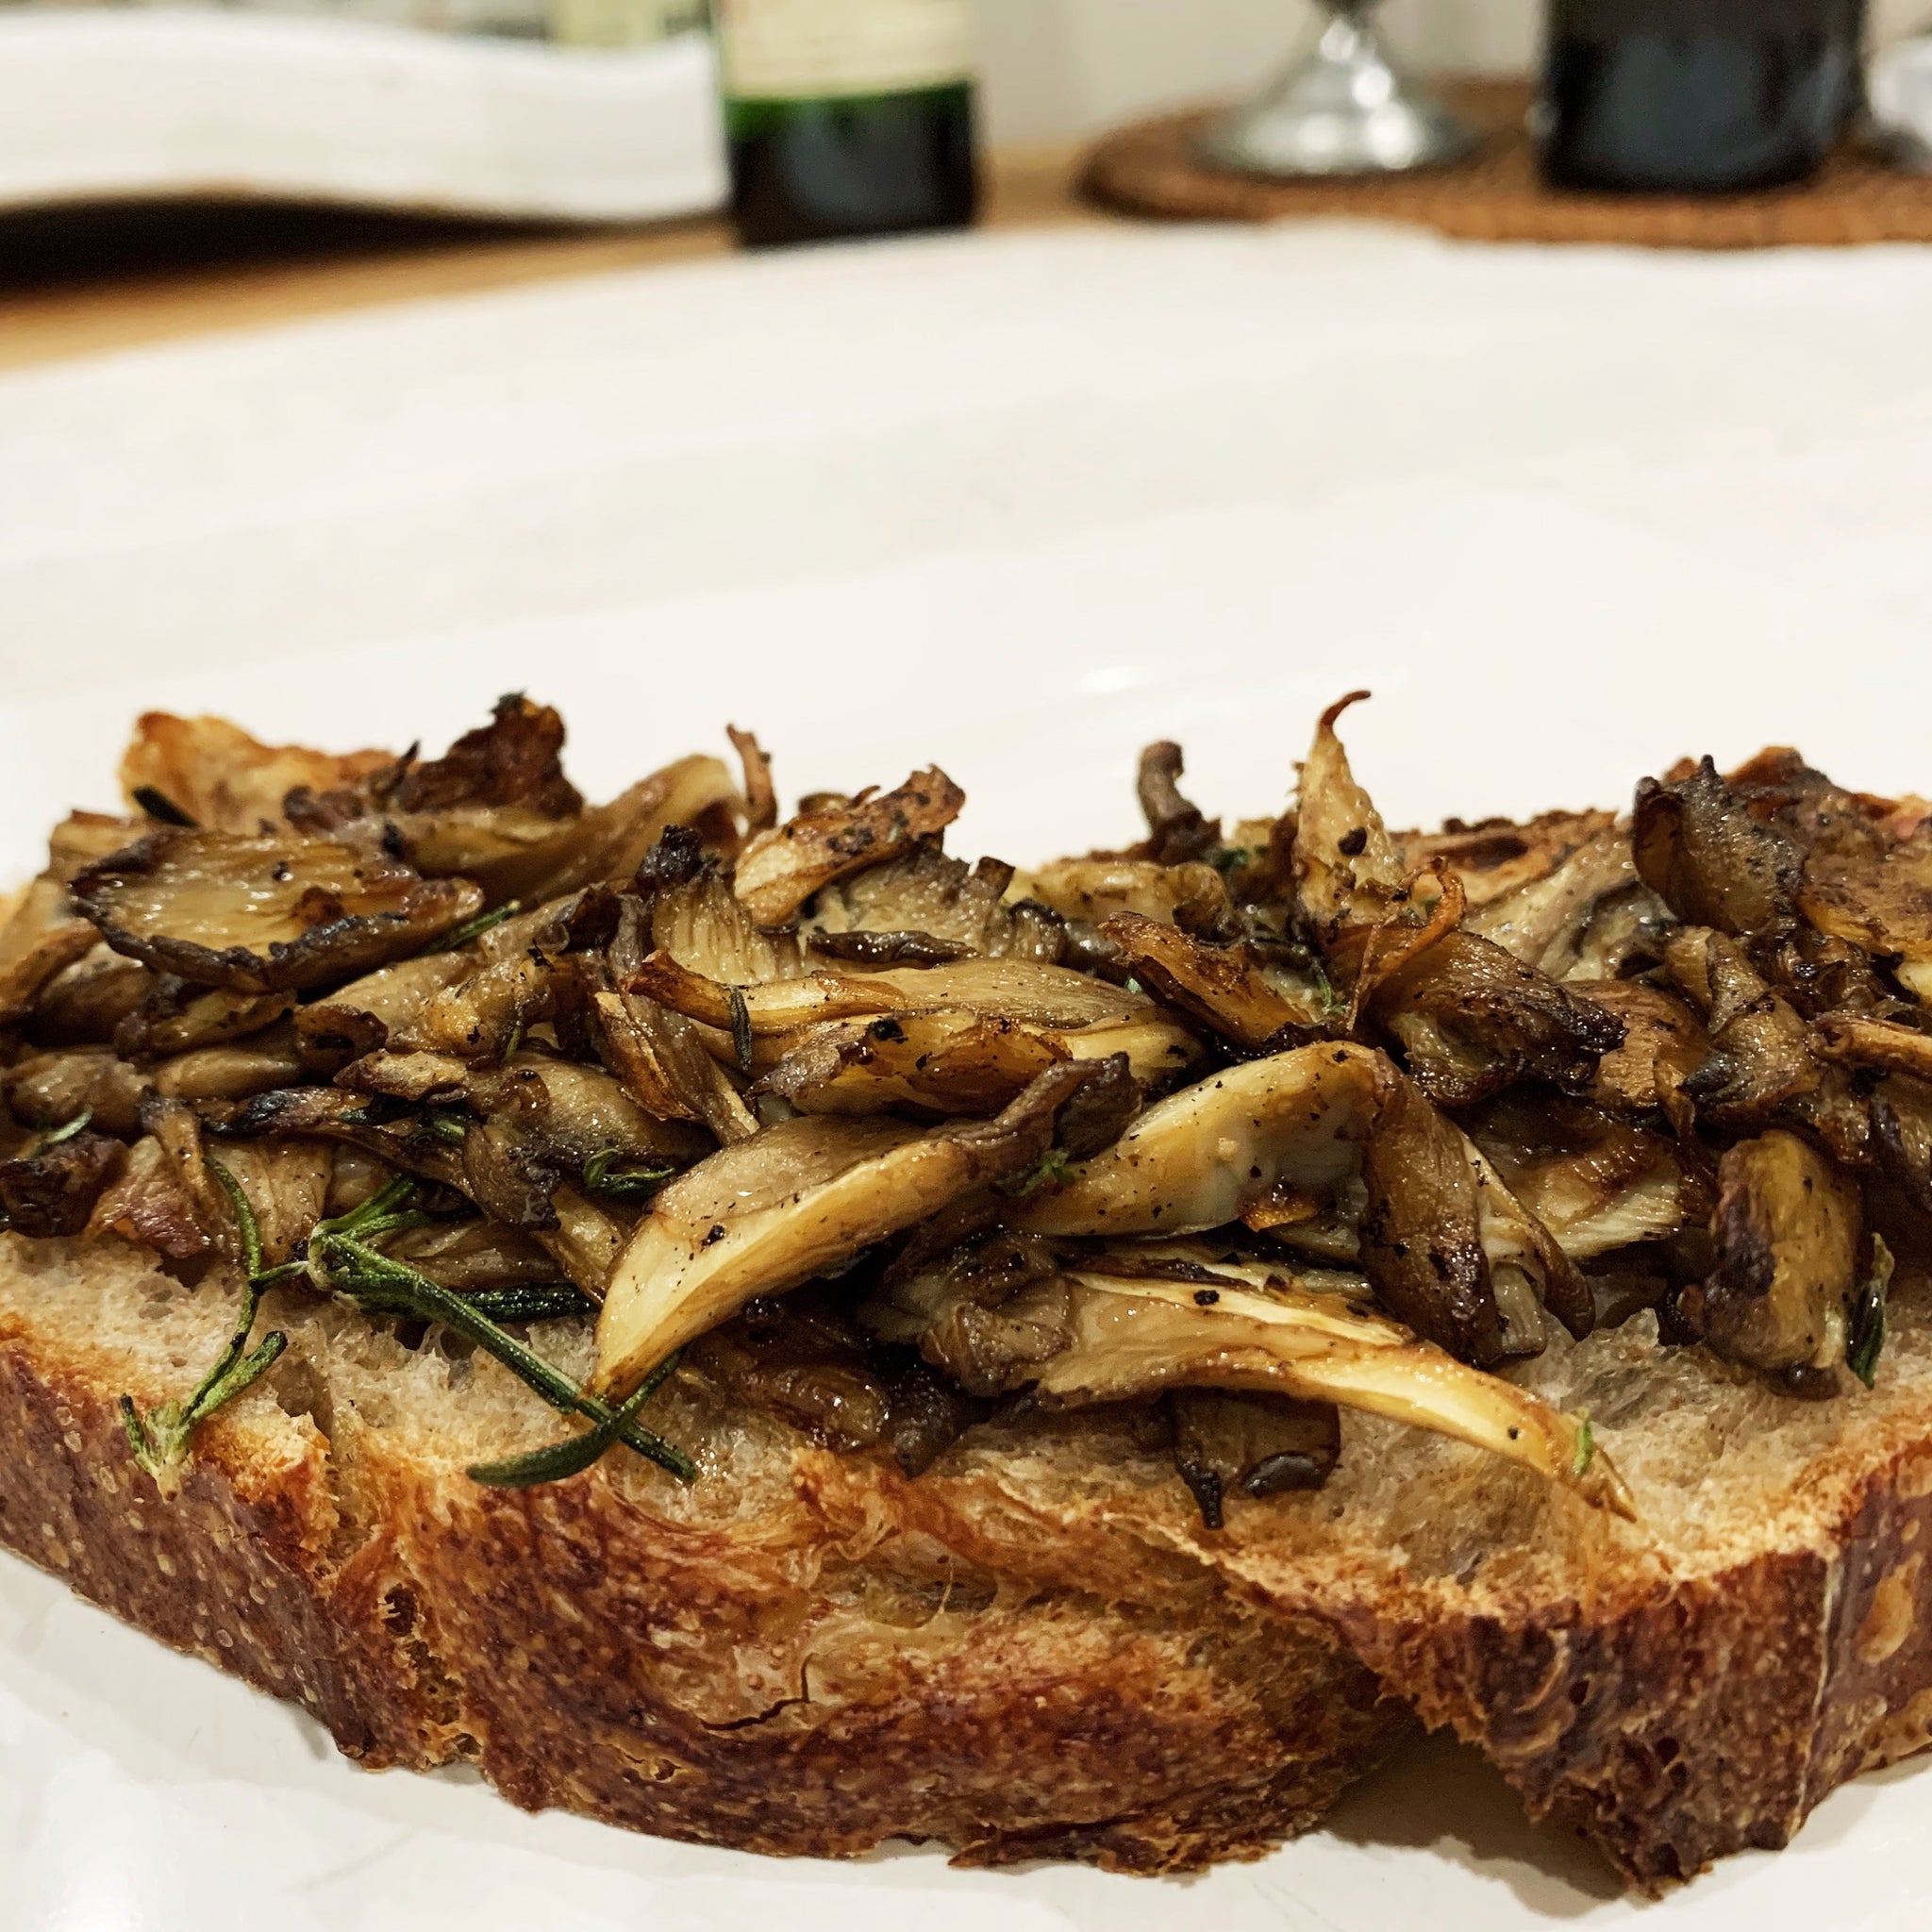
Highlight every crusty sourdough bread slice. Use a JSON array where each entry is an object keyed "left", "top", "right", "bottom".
[
  {"left": 814, "top": 1264, "right": 1932, "bottom": 1890},
  {"left": 0, "top": 1231, "right": 1407, "bottom": 1871}
]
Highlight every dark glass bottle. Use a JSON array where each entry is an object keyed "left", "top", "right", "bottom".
[
  {"left": 713, "top": 0, "right": 980, "bottom": 247},
  {"left": 1541, "top": 0, "right": 1867, "bottom": 193}
]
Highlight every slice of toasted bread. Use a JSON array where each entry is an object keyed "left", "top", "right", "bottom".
[
  {"left": 820, "top": 1266, "right": 1932, "bottom": 1889},
  {"left": 0, "top": 1231, "right": 1408, "bottom": 1871}
]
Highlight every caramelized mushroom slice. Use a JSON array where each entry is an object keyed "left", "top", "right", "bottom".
[
  {"left": 226, "top": 1085, "right": 469, "bottom": 1193},
  {"left": 0, "top": 875, "right": 101, "bottom": 1026},
  {"left": 482, "top": 755, "right": 744, "bottom": 906},
  {"left": 1681, "top": 1129, "right": 1862, "bottom": 1385},
  {"left": 1134, "top": 741, "right": 1221, "bottom": 866},
  {"left": 208, "top": 1138, "right": 335, "bottom": 1264},
  {"left": 1571, "top": 981, "right": 1707, "bottom": 1117},
  {"left": 287, "top": 695, "right": 589, "bottom": 884},
  {"left": 733, "top": 767, "right": 967, "bottom": 926},
  {"left": 4, "top": 1047, "right": 151, "bottom": 1140},
  {"left": 1663, "top": 928, "right": 1845, "bottom": 1140},
  {"left": 591, "top": 988, "right": 758, "bottom": 1142},
  {"left": 0, "top": 1130, "right": 126, "bottom": 1237},
  {"left": 382, "top": 1218, "right": 564, "bottom": 1294},
  {"left": 1370, "top": 928, "right": 1625, "bottom": 1109},
  {"left": 119, "top": 711, "right": 391, "bottom": 835},
  {"left": 803, "top": 844, "right": 1049, "bottom": 958},
  {"left": 1633, "top": 757, "right": 1800, "bottom": 939},
  {"left": 1291, "top": 693, "right": 1409, "bottom": 938},
  {"left": 72, "top": 831, "right": 483, "bottom": 993},
  {"left": 1014, "top": 1042, "right": 1391, "bottom": 1241},
  {"left": 755, "top": 1008, "right": 1069, "bottom": 1118},
  {"left": 904, "top": 1264, "right": 1632, "bottom": 1516},
  {"left": 89, "top": 1097, "right": 229, "bottom": 1261},
  {"left": 1024, "top": 859, "right": 1231, "bottom": 937},
  {"left": 1403, "top": 811, "right": 1621, "bottom": 916},
  {"left": 1464, "top": 829, "right": 1641, "bottom": 980},
  {"left": 295, "top": 952, "right": 476, "bottom": 1071},
  {"left": 114, "top": 976, "right": 294, "bottom": 1061},
  {"left": 151, "top": 1024, "right": 308, "bottom": 1103},
  {"left": 1167, "top": 1390, "right": 1341, "bottom": 1525},
  {"left": 649, "top": 858, "right": 805, "bottom": 986},
  {"left": 630, "top": 951, "right": 1157, "bottom": 1036},
  {"left": 1472, "top": 1099, "right": 1693, "bottom": 1262},
  {"left": 1098, "top": 913, "right": 1327, "bottom": 1051},
  {"left": 593, "top": 1062, "right": 1105, "bottom": 1396},
  {"left": 25, "top": 944, "right": 152, "bottom": 1047},
  {"left": 1018, "top": 1044, "right": 1586, "bottom": 1365}
]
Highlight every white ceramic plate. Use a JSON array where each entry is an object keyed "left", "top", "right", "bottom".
[{"left": 3, "top": 223, "right": 1931, "bottom": 1929}]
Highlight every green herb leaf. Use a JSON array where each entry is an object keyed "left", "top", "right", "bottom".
[
  {"left": 437, "top": 900, "right": 522, "bottom": 952},
  {"left": 582, "top": 1148, "right": 676, "bottom": 1203},
  {"left": 467, "top": 1352, "right": 681, "bottom": 1490},
  {"left": 311, "top": 1233, "right": 694, "bottom": 1483},
  {"left": 999, "top": 1146, "right": 1075, "bottom": 1200},
  {"left": 1571, "top": 1417, "right": 1595, "bottom": 1479},
  {"left": 121, "top": 1158, "right": 290, "bottom": 1492},
  {"left": 420, "top": 1109, "right": 471, "bottom": 1147},
  {"left": 1310, "top": 961, "right": 1346, "bottom": 1020},
  {"left": 32, "top": 1108, "right": 93, "bottom": 1155},
  {"left": 1848, "top": 1234, "right": 1895, "bottom": 1391},
  {"left": 130, "top": 785, "right": 197, "bottom": 828},
  {"left": 1206, "top": 844, "right": 1260, "bottom": 877},
  {"left": 464, "top": 1283, "right": 600, "bottom": 1325}
]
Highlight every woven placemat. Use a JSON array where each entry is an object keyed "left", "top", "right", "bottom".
[{"left": 1079, "top": 79, "right": 1932, "bottom": 249}]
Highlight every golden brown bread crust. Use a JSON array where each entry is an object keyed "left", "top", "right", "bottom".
[
  {"left": 0, "top": 1244, "right": 1406, "bottom": 1872},
  {"left": 1336, "top": 1444, "right": 1932, "bottom": 1890}
]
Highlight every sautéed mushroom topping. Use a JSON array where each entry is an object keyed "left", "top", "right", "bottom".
[{"left": 4, "top": 692, "right": 1919, "bottom": 1519}]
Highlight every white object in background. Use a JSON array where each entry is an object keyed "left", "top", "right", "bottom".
[
  {"left": 0, "top": 8, "right": 728, "bottom": 222},
  {"left": 1870, "top": 29, "right": 1932, "bottom": 168}
]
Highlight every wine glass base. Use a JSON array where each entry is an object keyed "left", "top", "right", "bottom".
[{"left": 1198, "top": 13, "right": 1481, "bottom": 179}]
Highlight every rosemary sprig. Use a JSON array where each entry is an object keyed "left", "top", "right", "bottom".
[
  {"left": 119, "top": 1158, "right": 289, "bottom": 1492},
  {"left": 465, "top": 1282, "right": 600, "bottom": 1324},
  {"left": 421, "top": 1109, "right": 471, "bottom": 1147},
  {"left": 467, "top": 1351, "right": 681, "bottom": 1490},
  {"left": 582, "top": 1148, "right": 676, "bottom": 1203},
  {"left": 437, "top": 900, "right": 522, "bottom": 952},
  {"left": 1848, "top": 1234, "right": 1895, "bottom": 1391},
  {"left": 309, "top": 1230, "right": 694, "bottom": 1482}
]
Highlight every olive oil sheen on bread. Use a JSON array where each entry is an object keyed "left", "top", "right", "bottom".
[{"left": 715, "top": 0, "right": 980, "bottom": 247}]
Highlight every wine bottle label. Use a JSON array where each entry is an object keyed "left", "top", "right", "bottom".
[{"left": 715, "top": 0, "right": 975, "bottom": 101}]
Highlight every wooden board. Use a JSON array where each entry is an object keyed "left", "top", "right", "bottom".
[
  {"left": 1080, "top": 81, "right": 1932, "bottom": 249},
  {"left": 0, "top": 145, "right": 1097, "bottom": 374}
]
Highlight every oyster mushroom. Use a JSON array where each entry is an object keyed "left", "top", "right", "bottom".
[
  {"left": 592, "top": 1061, "right": 1108, "bottom": 1397},
  {"left": 893, "top": 1259, "right": 1632, "bottom": 1516},
  {"left": 1681, "top": 1128, "right": 1862, "bottom": 1387},
  {"left": 629, "top": 951, "right": 1168, "bottom": 1037},
  {"left": 119, "top": 711, "right": 391, "bottom": 835},
  {"left": 733, "top": 767, "right": 966, "bottom": 926},
  {"left": 1292, "top": 693, "right": 1409, "bottom": 939},
  {"left": 1097, "top": 913, "right": 1327, "bottom": 1051},
  {"left": 1024, "top": 859, "right": 1232, "bottom": 938},
  {"left": 0, "top": 875, "right": 102, "bottom": 1026},
  {"left": 1134, "top": 741, "right": 1221, "bottom": 866},
  {"left": 1633, "top": 757, "right": 1800, "bottom": 939},
  {"left": 72, "top": 831, "right": 483, "bottom": 993},
  {"left": 1016, "top": 1043, "right": 1587, "bottom": 1365}
]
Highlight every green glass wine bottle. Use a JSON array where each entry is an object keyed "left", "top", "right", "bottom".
[{"left": 712, "top": 0, "right": 980, "bottom": 248}]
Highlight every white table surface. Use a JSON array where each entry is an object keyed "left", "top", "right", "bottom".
[{"left": 1, "top": 220, "right": 1930, "bottom": 1929}]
